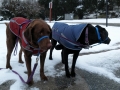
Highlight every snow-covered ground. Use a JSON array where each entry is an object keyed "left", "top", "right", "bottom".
[{"left": 0, "top": 18, "right": 120, "bottom": 90}]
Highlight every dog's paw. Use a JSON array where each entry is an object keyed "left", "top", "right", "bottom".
[
  {"left": 24, "top": 71, "right": 28, "bottom": 74},
  {"left": 66, "top": 72, "right": 71, "bottom": 78},
  {"left": 49, "top": 57, "right": 53, "bottom": 60},
  {"left": 27, "top": 80, "right": 34, "bottom": 86},
  {"left": 19, "top": 60, "right": 24, "bottom": 63},
  {"left": 71, "top": 72, "right": 76, "bottom": 77},
  {"left": 62, "top": 61, "right": 65, "bottom": 64},
  {"left": 6, "top": 65, "right": 12, "bottom": 69},
  {"left": 40, "top": 75, "right": 48, "bottom": 81},
  {"left": 42, "top": 77, "right": 48, "bottom": 81}
]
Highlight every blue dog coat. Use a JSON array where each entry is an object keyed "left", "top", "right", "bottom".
[{"left": 52, "top": 22, "right": 88, "bottom": 50}]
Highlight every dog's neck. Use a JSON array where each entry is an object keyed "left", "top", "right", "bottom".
[{"left": 78, "top": 24, "right": 98, "bottom": 45}]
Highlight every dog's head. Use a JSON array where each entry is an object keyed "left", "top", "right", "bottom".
[
  {"left": 24, "top": 19, "right": 52, "bottom": 51},
  {"left": 79, "top": 24, "right": 111, "bottom": 46},
  {"left": 95, "top": 25, "right": 111, "bottom": 44}
]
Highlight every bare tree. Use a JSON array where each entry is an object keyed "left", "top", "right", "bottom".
[{"left": 1, "top": 0, "right": 45, "bottom": 19}]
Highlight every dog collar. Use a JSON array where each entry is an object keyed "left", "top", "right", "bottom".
[
  {"left": 95, "top": 27, "right": 108, "bottom": 43},
  {"left": 95, "top": 27, "right": 101, "bottom": 42}
]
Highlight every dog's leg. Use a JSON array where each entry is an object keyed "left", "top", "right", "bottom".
[
  {"left": 19, "top": 48, "right": 24, "bottom": 63},
  {"left": 61, "top": 50, "right": 64, "bottom": 64},
  {"left": 49, "top": 39, "right": 57, "bottom": 60},
  {"left": 18, "top": 40, "right": 24, "bottom": 63},
  {"left": 24, "top": 51, "right": 33, "bottom": 85},
  {"left": 6, "top": 29, "right": 16, "bottom": 69},
  {"left": 40, "top": 52, "right": 48, "bottom": 80},
  {"left": 63, "top": 49, "right": 71, "bottom": 78},
  {"left": 71, "top": 51, "right": 80, "bottom": 77}
]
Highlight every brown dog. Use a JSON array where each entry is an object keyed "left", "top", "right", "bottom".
[{"left": 5, "top": 17, "right": 52, "bottom": 85}]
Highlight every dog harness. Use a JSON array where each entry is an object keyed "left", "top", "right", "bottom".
[
  {"left": 52, "top": 22, "right": 88, "bottom": 50},
  {"left": 9, "top": 17, "right": 46, "bottom": 55}
]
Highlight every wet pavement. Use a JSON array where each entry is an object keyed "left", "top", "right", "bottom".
[
  {"left": 25, "top": 63, "right": 90, "bottom": 90},
  {"left": 0, "top": 62, "right": 120, "bottom": 90},
  {"left": 79, "top": 69, "right": 120, "bottom": 90},
  {"left": 0, "top": 63, "right": 89, "bottom": 90}
]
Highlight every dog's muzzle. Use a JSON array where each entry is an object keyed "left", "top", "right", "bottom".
[
  {"left": 37, "top": 36, "right": 49, "bottom": 43},
  {"left": 104, "top": 37, "right": 111, "bottom": 44}
]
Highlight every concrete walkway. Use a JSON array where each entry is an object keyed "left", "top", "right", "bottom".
[{"left": 1, "top": 61, "right": 120, "bottom": 90}]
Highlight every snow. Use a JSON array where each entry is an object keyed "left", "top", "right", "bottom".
[{"left": 0, "top": 18, "right": 120, "bottom": 90}]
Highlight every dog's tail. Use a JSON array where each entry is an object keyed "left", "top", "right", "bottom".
[{"left": 5, "top": 23, "right": 9, "bottom": 26}]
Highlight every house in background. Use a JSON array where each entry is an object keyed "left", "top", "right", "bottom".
[{"left": 65, "top": 13, "right": 74, "bottom": 20}]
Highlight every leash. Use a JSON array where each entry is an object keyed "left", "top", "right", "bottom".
[
  {"left": 90, "top": 37, "right": 108, "bottom": 48},
  {"left": 0, "top": 55, "right": 39, "bottom": 84},
  {"left": 26, "top": 55, "right": 39, "bottom": 83}
]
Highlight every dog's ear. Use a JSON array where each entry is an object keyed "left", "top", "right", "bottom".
[
  {"left": 24, "top": 26, "right": 32, "bottom": 43},
  {"left": 24, "top": 21, "right": 36, "bottom": 44},
  {"left": 48, "top": 25, "right": 52, "bottom": 39},
  {"left": 5, "top": 23, "right": 9, "bottom": 26}
]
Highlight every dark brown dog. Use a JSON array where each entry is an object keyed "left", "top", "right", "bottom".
[{"left": 5, "top": 17, "right": 52, "bottom": 85}]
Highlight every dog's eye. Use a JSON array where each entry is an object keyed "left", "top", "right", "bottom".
[
  {"left": 39, "top": 30, "right": 43, "bottom": 35},
  {"left": 47, "top": 31, "right": 50, "bottom": 35}
]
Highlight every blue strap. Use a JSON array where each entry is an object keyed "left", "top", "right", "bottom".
[
  {"left": 95, "top": 27, "right": 101, "bottom": 42},
  {"left": 37, "top": 36, "right": 49, "bottom": 43},
  {"left": 89, "top": 27, "right": 109, "bottom": 48}
]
